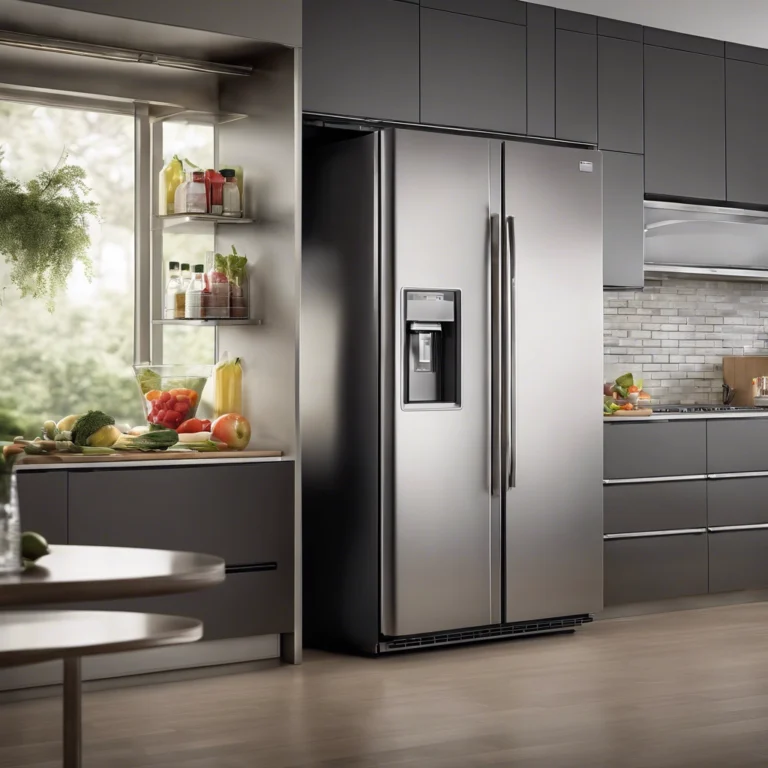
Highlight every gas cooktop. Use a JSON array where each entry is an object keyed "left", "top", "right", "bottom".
[{"left": 652, "top": 405, "right": 766, "bottom": 413}]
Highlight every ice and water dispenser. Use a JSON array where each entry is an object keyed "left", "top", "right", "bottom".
[{"left": 403, "top": 290, "right": 460, "bottom": 406}]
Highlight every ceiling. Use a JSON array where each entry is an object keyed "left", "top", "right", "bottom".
[{"left": 528, "top": 0, "right": 768, "bottom": 50}]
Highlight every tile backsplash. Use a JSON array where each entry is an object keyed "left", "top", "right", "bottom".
[{"left": 604, "top": 278, "right": 768, "bottom": 404}]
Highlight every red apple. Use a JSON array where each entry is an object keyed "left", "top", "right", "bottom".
[{"left": 211, "top": 413, "right": 251, "bottom": 450}]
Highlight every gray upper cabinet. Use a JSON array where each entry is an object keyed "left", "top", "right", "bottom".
[
  {"left": 603, "top": 151, "right": 644, "bottom": 288},
  {"left": 598, "top": 36, "right": 643, "bottom": 154},
  {"left": 556, "top": 29, "right": 597, "bottom": 143},
  {"left": 644, "top": 45, "right": 725, "bottom": 200},
  {"left": 726, "top": 58, "right": 768, "bottom": 206},
  {"left": 420, "top": 0, "right": 526, "bottom": 24},
  {"left": 420, "top": 8, "right": 526, "bottom": 133},
  {"left": 302, "top": 0, "right": 419, "bottom": 122},
  {"left": 556, "top": 9, "right": 595, "bottom": 35}
]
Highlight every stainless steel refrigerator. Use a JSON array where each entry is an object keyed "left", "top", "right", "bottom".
[{"left": 302, "top": 127, "right": 603, "bottom": 654}]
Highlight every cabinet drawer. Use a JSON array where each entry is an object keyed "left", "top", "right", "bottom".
[
  {"left": 68, "top": 463, "right": 294, "bottom": 566},
  {"left": 709, "top": 529, "right": 768, "bottom": 593},
  {"left": 16, "top": 470, "right": 67, "bottom": 545},
  {"left": 604, "top": 422, "right": 706, "bottom": 479},
  {"left": 604, "top": 532, "right": 708, "bottom": 606},
  {"left": 604, "top": 480, "right": 706, "bottom": 534},
  {"left": 708, "top": 419, "right": 768, "bottom": 474},
  {"left": 72, "top": 569, "right": 293, "bottom": 640},
  {"left": 708, "top": 476, "right": 768, "bottom": 527}
]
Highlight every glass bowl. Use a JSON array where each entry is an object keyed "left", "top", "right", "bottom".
[{"left": 133, "top": 364, "right": 211, "bottom": 430}]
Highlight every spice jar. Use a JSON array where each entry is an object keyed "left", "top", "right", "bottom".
[{"left": 221, "top": 169, "right": 242, "bottom": 218}]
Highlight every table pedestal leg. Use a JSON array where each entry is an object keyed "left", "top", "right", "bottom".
[{"left": 63, "top": 657, "right": 81, "bottom": 768}]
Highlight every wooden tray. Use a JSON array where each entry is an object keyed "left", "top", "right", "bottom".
[
  {"left": 19, "top": 449, "right": 282, "bottom": 464},
  {"left": 604, "top": 409, "right": 653, "bottom": 418}
]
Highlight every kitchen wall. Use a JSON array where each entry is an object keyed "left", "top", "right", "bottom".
[{"left": 604, "top": 278, "right": 768, "bottom": 404}]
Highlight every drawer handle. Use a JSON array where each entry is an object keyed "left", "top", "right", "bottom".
[
  {"left": 604, "top": 475, "right": 707, "bottom": 485},
  {"left": 709, "top": 472, "right": 768, "bottom": 480},
  {"left": 225, "top": 562, "right": 277, "bottom": 574},
  {"left": 708, "top": 525, "right": 768, "bottom": 533},
  {"left": 604, "top": 528, "right": 707, "bottom": 540}
]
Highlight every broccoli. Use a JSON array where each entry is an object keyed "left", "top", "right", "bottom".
[{"left": 71, "top": 411, "right": 115, "bottom": 447}]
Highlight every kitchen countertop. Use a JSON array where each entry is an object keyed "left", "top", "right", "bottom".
[
  {"left": 16, "top": 455, "right": 289, "bottom": 470},
  {"left": 604, "top": 411, "right": 768, "bottom": 423}
]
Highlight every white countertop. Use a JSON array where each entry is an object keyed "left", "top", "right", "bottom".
[
  {"left": 604, "top": 411, "right": 768, "bottom": 423},
  {"left": 16, "top": 456, "right": 290, "bottom": 471}
]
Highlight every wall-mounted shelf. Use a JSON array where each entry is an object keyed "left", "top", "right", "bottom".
[
  {"left": 154, "top": 214, "right": 253, "bottom": 233},
  {"left": 153, "top": 319, "right": 262, "bottom": 327}
]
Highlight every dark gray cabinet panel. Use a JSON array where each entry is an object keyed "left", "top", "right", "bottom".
[
  {"left": 726, "top": 59, "right": 768, "bottom": 206},
  {"left": 709, "top": 530, "right": 768, "bottom": 593},
  {"left": 604, "top": 422, "right": 706, "bottom": 479},
  {"left": 598, "top": 36, "right": 643, "bottom": 153},
  {"left": 556, "top": 30, "right": 597, "bottom": 143},
  {"left": 420, "top": 8, "right": 526, "bottom": 133},
  {"left": 16, "top": 470, "right": 67, "bottom": 544},
  {"left": 726, "top": 42, "right": 768, "bottom": 67},
  {"left": 420, "top": 0, "right": 526, "bottom": 24},
  {"left": 597, "top": 17, "right": 642, "bottom": 42},
  {"left": 644, "top": 27, "right": 724, "bottom": 57},
  {"left": 303, "top": 0, "right": 419, "bottom": 122},
  {"left": 526, "top": 3, "right": 554, "bottom": 137},
  {"left": 708, "top": 477, "right": 768, "bottom": 527},
  {"left": 603, "top": 151, "right": 644, "bottom": 288},
  {"left": 604, "top": 533, "right": 708, "bottom": 606},
  {"left": 644, "top": 45, "right": 725, "bottom": 200},
  {"left": 556, "top": 9, "right": 595, "bottom": 34},
  {"left": 604, "top": 480, "right": 707, "bottom": 535},
  {"left": 77, "top": 570, "right": 293, "bottom": 639},
  {"left": 708, "top": 420, "right": 768, "bottom": 474},
  {"left": 68, "top": 463, "right": 294, "bottom": 566}
]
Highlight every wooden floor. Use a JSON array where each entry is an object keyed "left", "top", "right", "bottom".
[{"left": 4, "top": 603, "right": 768, "bottom": 766}]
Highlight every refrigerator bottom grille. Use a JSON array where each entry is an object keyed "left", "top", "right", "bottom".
[{"left": 378, "top": 615, "right": 593, "bottom": 653}]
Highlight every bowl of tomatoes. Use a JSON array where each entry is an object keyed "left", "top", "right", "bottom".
[{"left": 133, "top": 365, "right": 211, "bottom": 430}]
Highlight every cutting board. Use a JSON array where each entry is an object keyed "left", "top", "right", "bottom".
[
  {"left": 605, "top": 409, "right": 653, "bottom": 418},
  {"left": 19, "top": 449, "right": 282, "bottom": 465}
]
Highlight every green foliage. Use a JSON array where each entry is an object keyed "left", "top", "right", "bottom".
[
  {"left": 0, "top": 409, "right": 24, "bottom": 441},
  {"left": 0, "top": 149, "right": 99, "bottom": 310}
]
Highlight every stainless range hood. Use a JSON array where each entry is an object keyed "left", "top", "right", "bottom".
[{"left": 644, "top": 201, "right": 768, "bottom": 281}]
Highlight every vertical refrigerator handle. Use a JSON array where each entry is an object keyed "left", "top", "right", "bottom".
[
  {"left": 504, "top": 215, "right": 516, "bottom": 490},
  {"left": 490, "top": 213, "right": 502, "bottom": 497}
]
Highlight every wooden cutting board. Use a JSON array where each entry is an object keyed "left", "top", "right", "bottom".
[
  {"left": 19, "top": 449, "right": 282, "bottom": 464},
  {"left": 605, "top": 409, "right": 653, "bottom": 418}
]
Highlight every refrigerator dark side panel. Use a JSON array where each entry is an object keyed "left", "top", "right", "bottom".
[{"left": 302, "top": 132, "right": 381, "bottom": 653}]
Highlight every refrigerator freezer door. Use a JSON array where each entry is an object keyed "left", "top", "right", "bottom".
[
  {"left": 382, "top": 129, "right": 499, "bottom": 637},
  {"left": 503, "top": 142, "right": 604, "bottom": 622}
]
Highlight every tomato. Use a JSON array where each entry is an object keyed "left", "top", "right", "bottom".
[
  {"left": 159, "top": 391, "right": 171, "bottom": 402},
  {"left": 628, "top": 385, "right": 639, "bottom": 393},
  {"left": 200, "top": 419, "right": 211, "bottom": 431},
  {"left": 165, "top": 411, "right": 183, "bottom": 426},
  {"left": 174, "top": 401, "right": 190, "bottom": 414},
  {"left": 189, "top": 392, "right": 199, "bottom": 405},
  {"left": 145, "top": 389, "right": 162, "bottom": 401},
  {"left": 157, "top": 409, "right": 167, "bottom": 421},
  {"left": 178, "top": 418, "right": 203, "bottom": 434}
]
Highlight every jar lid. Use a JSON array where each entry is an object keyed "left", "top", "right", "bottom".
[
  {"left": 181, "top": 263, "right": 190, "bottom": 270},
  {"left": 192, "top": 171, "right": 205, "bottom": 181},
  {"left": 220, "top": 168, "right": 236, "bottom": 178},
  {"left": 193, "top": 264, "right": 205, "bottom": 273},
  {"left": 168, "top": 261, "right": 180, "bottom": 270}
]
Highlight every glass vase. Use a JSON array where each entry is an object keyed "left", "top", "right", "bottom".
[{"left": 0, "top": 471, "right": 21, "bottom": 574}]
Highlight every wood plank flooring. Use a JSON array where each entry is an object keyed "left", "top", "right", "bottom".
[{"left": 4, "top": 603, "right": 768, "bottom": 767}]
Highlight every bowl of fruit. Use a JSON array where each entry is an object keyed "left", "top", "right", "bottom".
[{"left": 133, "top": 365, "right": 211, "bottom": 431}]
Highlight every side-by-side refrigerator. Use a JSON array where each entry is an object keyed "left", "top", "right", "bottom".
[{"left": 302, "top": 127, "right": 603, "bottom": 654}]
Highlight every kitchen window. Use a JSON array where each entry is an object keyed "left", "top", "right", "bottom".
[{"left": 0, "top": 99, "right": 218, "bottom": 438}]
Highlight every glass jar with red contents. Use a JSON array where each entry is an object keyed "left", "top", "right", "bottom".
[
  {"left": 205, "top": 251, "right": 230, "bottom": 318},
  {"left": 204, "top": 169, "right": 225, "bottom": 215}
]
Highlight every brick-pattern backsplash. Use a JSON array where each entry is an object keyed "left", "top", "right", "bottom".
[{"left": 604, "top": 278, "right": 768, "bottom": 404}]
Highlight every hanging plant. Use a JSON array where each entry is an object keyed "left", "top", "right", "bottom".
[{"left": 0, "top": 149, "right": 99, "bottom": 310}]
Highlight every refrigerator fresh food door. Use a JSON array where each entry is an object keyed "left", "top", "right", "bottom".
[
  {"left": 503, "top": 141, "right": 604, "bottom": 623},
  {"left": 381, "top": 129, "right": 500, "bottom": 637}
]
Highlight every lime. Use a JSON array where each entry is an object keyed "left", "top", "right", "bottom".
[{"left": 21, "top": 531, "right": 49, "bottom": 562}]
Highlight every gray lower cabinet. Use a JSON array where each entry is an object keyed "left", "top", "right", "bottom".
[
  {"left": 302, "top": 0, "right": 419, "bottom": 122},
  {"left": 604, "top": 422, "right": 706, "bottom": 480},
  {"left": 707, "top": 419, "right": 768, "bottom": 474},
  {"left": 644, "top": 45, "right": 725, "bottom": 200},
  {"left": 604, "top": 480, "right": 706, "bottom": 535},
  {"left": 708, "top": 476, "right": 768, "bottom": 527},
  {"left": 726, "top": 58, "right": 768, "bottom": 206},
  {"left": 603, "top": 151, "right": 644, "bottom": 288},
  {"left": 604, "top": 532, "right": 708, "bottom": 606},
  {"left": 556, "top": 29, "right": 597, "bottom": 143},
  {"left": 420, "top": 8, "right": 526, "bottom": 133},
  {"left": 598, "top": 36, "right": 643, "bottom": 154},
  {"left": 16, "top": 470, "right": 67, "bottom": 544},
  {"left": 709, "top": 530, "right": 768, "bottom": 593}
]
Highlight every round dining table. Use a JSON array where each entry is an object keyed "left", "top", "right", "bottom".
[{"left": 0, "top": 544, "right": 225, "bottom": 768}]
